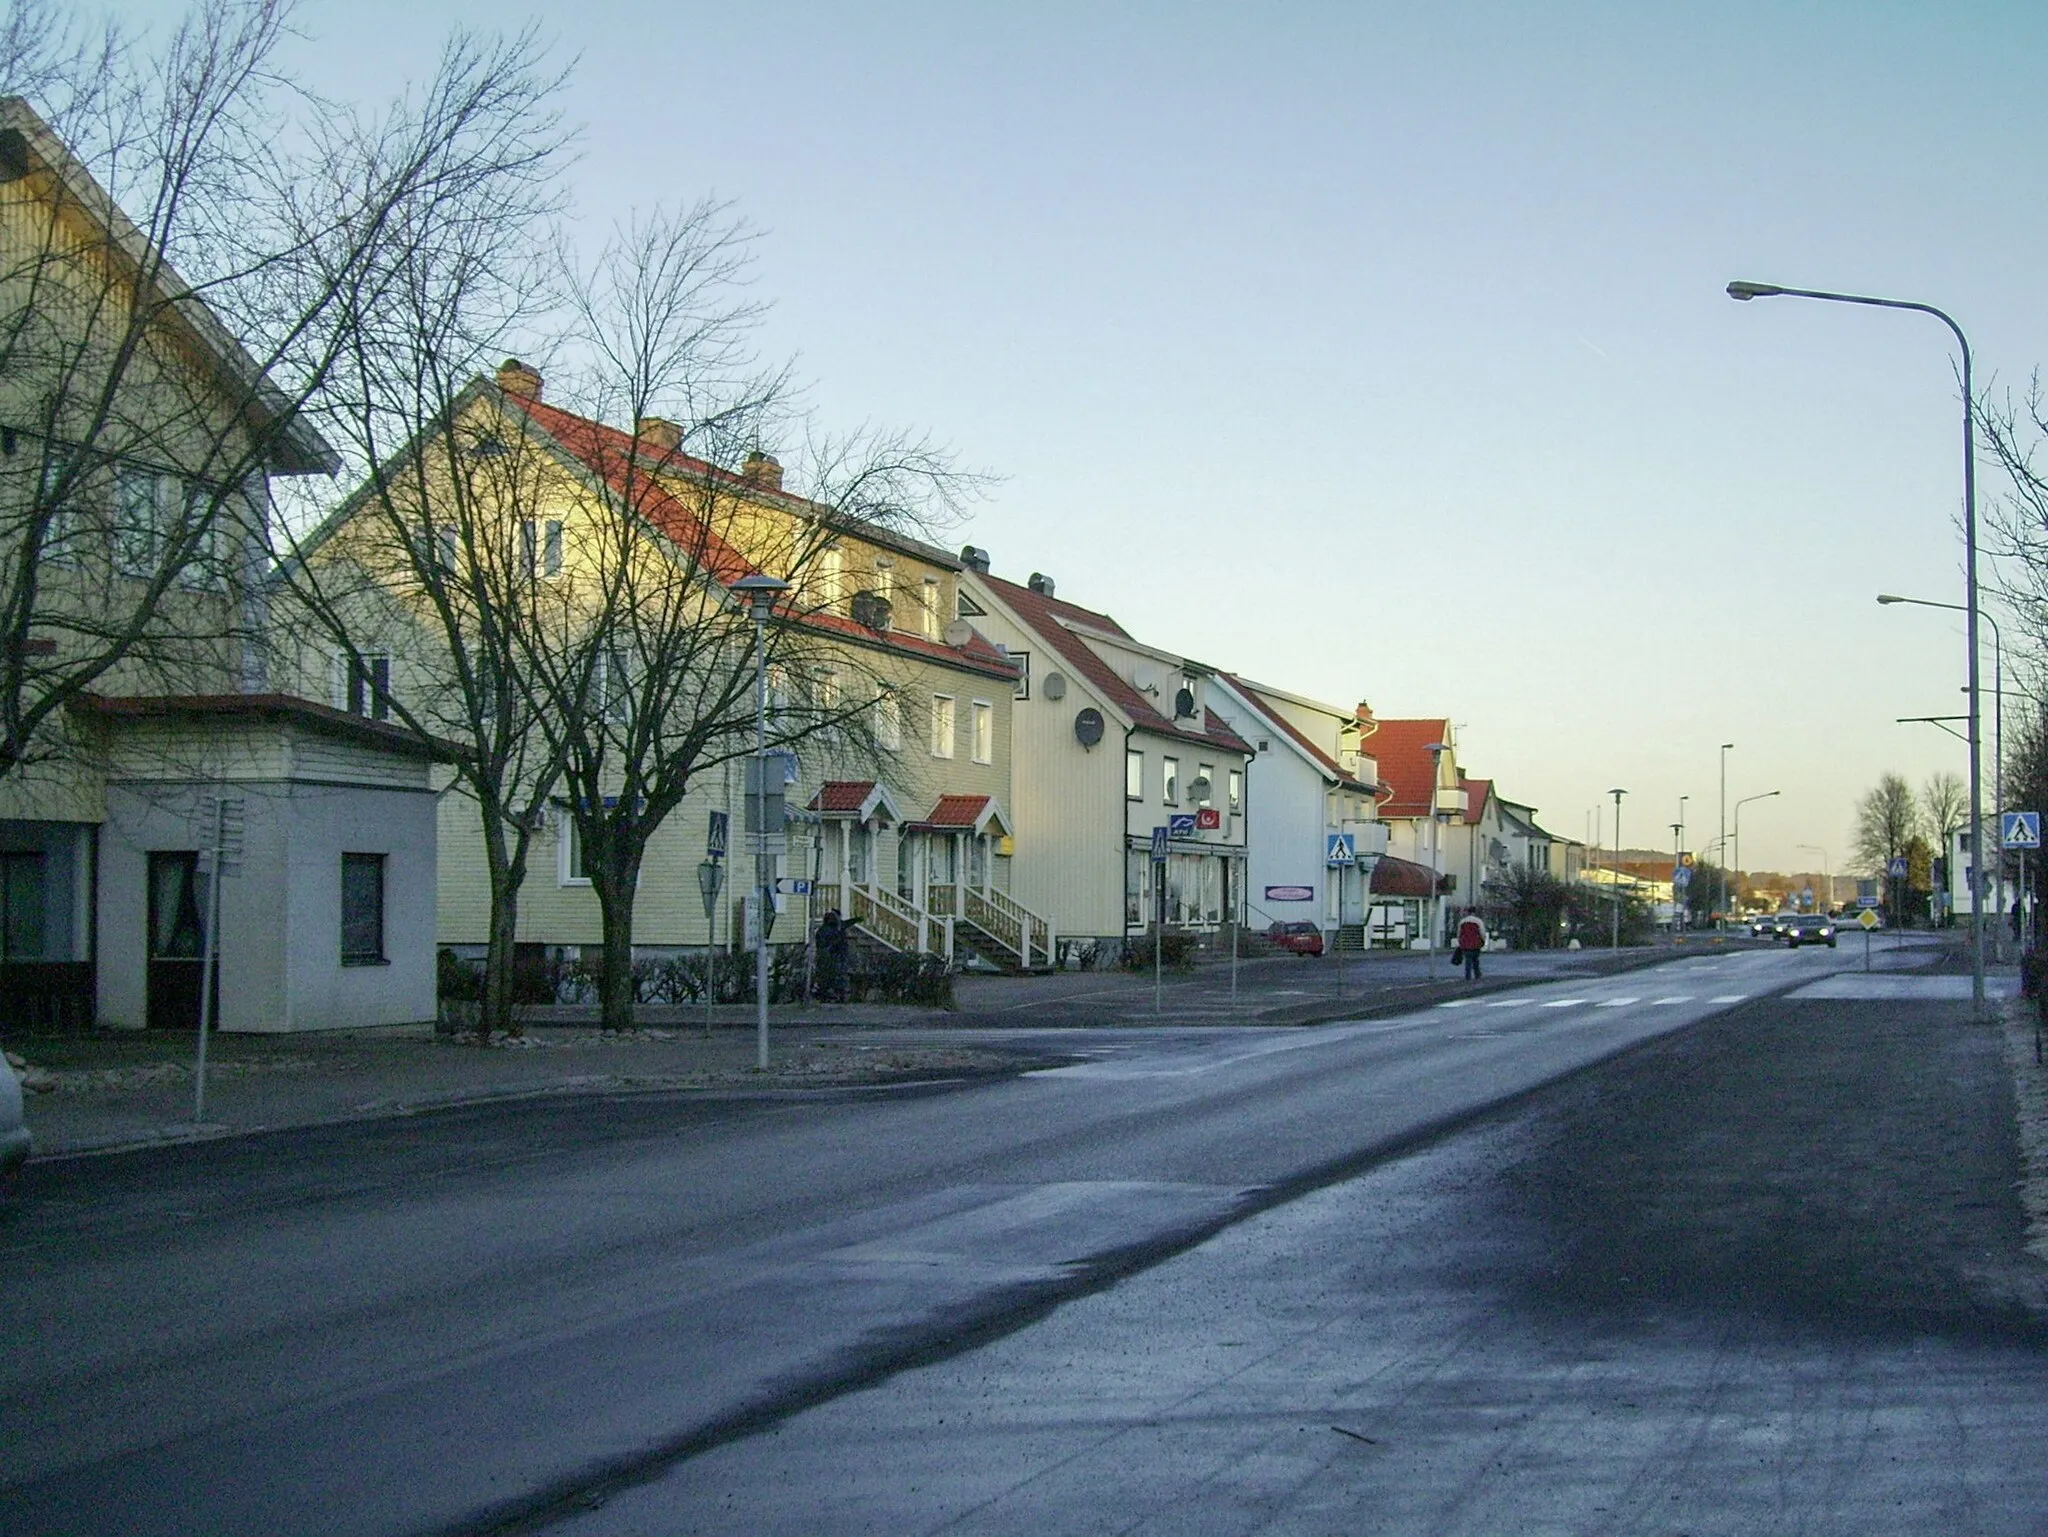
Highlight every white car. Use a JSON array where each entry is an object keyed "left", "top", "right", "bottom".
[{"left": 0, "top": 1054, "right": 31, "bottom": 1179}]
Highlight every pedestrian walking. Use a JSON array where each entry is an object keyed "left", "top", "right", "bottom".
[{"left": 1455, "top": 907, "right": 1488, "bottom": 980}]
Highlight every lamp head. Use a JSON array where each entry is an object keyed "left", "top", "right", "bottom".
[
  {"left": 1727, "top": 280, "right": 1784, "bottom": 302},
  {"left": 730, "top": 572, "right": 790, "bottom": 619},
  {"left": 1876, "top": 593, "right": 1905, "bottom": 605}
]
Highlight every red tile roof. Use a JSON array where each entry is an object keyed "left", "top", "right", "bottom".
[
  {"left": 983, "top": 575, "right": 1250, "bottom": 754},
  {"left": 510, "top": 396, "right": 1019, "bottom": 684},
  {"left": 905, "top": 792, "right": 1012, "bottom": 835},
  {"left": 812, "top": 780, "right": 879, "bottom": 813},
  {"left": 1368, "top": 718, "right": 1454, "bottom": 819},
  {"left": 1460, "top": 777, "right": 1493, "bottom": 826}
]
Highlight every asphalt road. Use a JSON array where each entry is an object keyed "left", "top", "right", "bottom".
[
  {"left": 0, "top": 938, "right": 1992, "bottom": 1535},
  {"left": 557, "top": 976, "right": 2048, "bottom": 1536}
]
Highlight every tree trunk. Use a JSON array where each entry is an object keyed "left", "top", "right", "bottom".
[
  {"left": 477, "top": 806, "right": 532, "bottom": 1042},
  {"left": 591, "top": 844, "right": 645, "bottom": 1032}
]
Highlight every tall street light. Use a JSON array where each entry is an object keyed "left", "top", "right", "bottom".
[
  {"left": 1719, "top": 743, "right": 1734, "bottom": 927},
  {"left": 1797, "top": 843, "right": 1831, "bottom": 914},
  {"left": 1609, "top": 787, "right": 1627, "bottom": 949},
  {"left": 1424, "top": 741, "right": 1449, "bottom": 971},
  {"left": 1877, "top": 592, "right": 2005, "bottom": 947},
  {"left": 732, "top": 572, "right": 790, "bottom": 1070},
  {"left": 1728, "top": 278, "right": 1983, "bottom": 1012},
  {"left": 1732, "top": 790, "right": 1781, "bottom": 913},
  {"left": 1675, "top": 794, "right": 1689, "bottom": 930}
]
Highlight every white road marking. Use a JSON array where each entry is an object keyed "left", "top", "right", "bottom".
[
  {"left": 1482, "top": 999, "right": 1531, "bottom": 1008},
  {"left": 1651, "top": 996, "right": 1691, "bottom": 1005},
  {"left": 1540, "top": 998, "right": 1587, "bottom": 1009},
  {"left": 1595, "top": 997, "right": 1639, "bottom": 1008},
  {"left": 1709, "top": 994, "right": 1748, "bottom": 1003},
  {"left": 1435, "top": 1000, "right": 1474, "bottom": 1009}
]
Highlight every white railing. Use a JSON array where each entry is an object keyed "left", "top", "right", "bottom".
[
  {"left": 959, "top": 884, "right": 1055, "bottom": 968},
  {"left": 846, "top": 881, "right": 953, "bottom": 960}
]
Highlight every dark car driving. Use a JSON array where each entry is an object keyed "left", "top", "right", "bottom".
[{"left": 1784, "top": 914, "right": 1837, "bottom": 948}]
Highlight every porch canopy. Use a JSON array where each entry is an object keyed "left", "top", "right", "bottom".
[
  {"left": 903, "top": 793, "right": 1011, "bottom": 839},
  {"left": 807, "top": 780, "right": 902, "bottom": 824},
  {"left": 1369, "top": 854, "right": 1442, "bottom": 899}
]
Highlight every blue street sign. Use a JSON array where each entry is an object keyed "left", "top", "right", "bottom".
[
  {"left": 1326, "top": 832, "right": 1356, "bottom": 867},
  {"left": 706, "top": 809, "right": 729, "bottom": 858},
  {"left": 775, "top": 877, "right": 812, "bottom": 895},
  {"left": 1887, "top": 856, "right": 1909, "bottom": 880},
  {"left": 1672, "top": 864, "right": 1693, "bottom": 889},
  {"left": 1150, "top": 825, "right": 1169, "bottom": 863},
  {"left": 2003, "top": 811, "right": 2041, "bottom": 850},
  {"left": 1168, "top": 812, "right": 1198, "bottom": 838}
]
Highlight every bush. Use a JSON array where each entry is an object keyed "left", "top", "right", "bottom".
[
  {"left": 437, "top": 948, "right": 484, "bottom": 1001},
  {"left": 848, "top": 953, "right": 954, "bottom": 1007},
  {"left": 1122, "top": 931, "right": 1199, "bottom": 971}
]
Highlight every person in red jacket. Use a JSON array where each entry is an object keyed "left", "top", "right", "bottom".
[{"left": 1454, "top": 908, "right": 1489, "bottom": 980}]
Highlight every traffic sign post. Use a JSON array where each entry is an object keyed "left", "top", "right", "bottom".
[
  {"left": 1150, "top": 829, "right": 1168, "bottom": 1016},
  {"left": 2004, "top": 811, "right": 2041, "bottom": 849}
]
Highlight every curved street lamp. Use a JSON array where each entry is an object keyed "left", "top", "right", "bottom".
[
  {"left": 1728, "top": 279, "right": 1983, "bottom": 1011},
  {"left": 732, "top": 572, "right": 790, "bottom": 1069}
]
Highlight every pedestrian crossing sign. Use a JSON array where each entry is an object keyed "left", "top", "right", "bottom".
[{"left": 2003, "top": 811, "right": 2041, "bottom": 849}]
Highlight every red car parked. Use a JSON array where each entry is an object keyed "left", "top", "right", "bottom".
[{"left": 1267, "top": 921, "right": 1326, "bottom": 957}]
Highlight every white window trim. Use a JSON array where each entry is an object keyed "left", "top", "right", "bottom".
[
  {"left": 1163, "top": 755, "right": 1179, "bottom": 806},
  {"left": 1126, "top": 748, "right": 1144, "bottom": 802},
  {"left": 930, "top": 693, "right": 956, "bottom": 760},
  {"left": 558, "top": 808, "right": 592, "bottom": 886},
  {"left": 970, "top": 699, "right": 993, "bottom": 764}
]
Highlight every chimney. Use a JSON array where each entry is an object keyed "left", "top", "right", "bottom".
[
  {"left": 496, "top": 358, "right": 542, "bottom": 400},
  {"left": 959, "top": 545, "right": 991, "bottom": 573},
  {"left": 1027, "top": 571, "right": 1055, "bottom": 597},
  {"left": 636, "top": 417, "right": 683, "bottom": 454},
  {"left": 741, "top": 450, "right": 783, "bottom": 491}
]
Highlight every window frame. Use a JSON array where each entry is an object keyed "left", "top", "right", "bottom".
[
  {"left": 1009, "top": 648, "right": 1030, "bottom": 701},
  {"left": 340, "top": 852, "right": 387, "bottom": 966},
  {"left": 970, "top": 699, "right": 993, "bottom": 764},
  {"left": 874, "top": 686, "right": 902, "bottom": 753},
  {"left": 1162, "top": 755, "right": 1179, "bottom": 806},
  {"left": 342, "top": 652, "right": 393, "bottom": 721},
  {"left": 930, "top": 693, "right": 956, "bottom": 760},
  {"left": 1126, "top": 748, "right": 1144, "bottom": 802},
  {"left": 559, "top": 808, "right": 592, "bottom": 886},
  {"left": 1228, "top": 768, "right": 1244, "bottom": 814}
]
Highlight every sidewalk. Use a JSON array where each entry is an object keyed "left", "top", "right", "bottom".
[{"left": 0, "top": 937, "right": 1789, "bottom": 1162}]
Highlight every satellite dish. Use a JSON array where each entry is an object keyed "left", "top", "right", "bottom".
[
  {"left": 1073, "top": 707, "right": 1104, "bottom": 748},
  {"left": 943, "top": 619, "right": 973, "bottom": 648},
  {"left": 1042, "top": 671, "right": 1068, "bottom": 701},
  {"left": 1174, "top": 686, "right": 1196, "bottom": 719}
]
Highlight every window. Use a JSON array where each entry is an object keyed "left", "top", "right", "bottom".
[
  {"left": 930, "top": 693, "right": 956, "bottom": 759},
  {"left": 921, "top": 576, "right": 941, "bottom": 639},
  {"left": 435, "top": 525, "right": 461, "bottom": 571},
  {"left": 0, "top": 851, "right": 46, "bottom": 961},
  {"left": 523, "top": 518, "right": 563, "bottom": 578},
  {"left": 1196, "top": 762, "right": 1214, "bottom": 804},
  {"left": 819, "top": 546, "right": 844, "bottom": 611},
  {"left": 343, "top": 653, "right": 393, "bottom": 721},
  {"left": 875, "top": 686, "right": 901, "bottom": 752},
  {"left": 1228, "top": 768, "right": 1243, "bottom": 813},
  {"left": 597, "top": 649, "right": 631, "bottom": 725},
  {"left": 971, "top": 700, "right": 993, "bottom": 764},
  {"left": 340, "top": 854, "right": 386, "bottom": 964},
  {"left": 1127, "top": 749, "right": 1144, "bottom": 801},
  {"left": 1163, "top": 756, "right": 1179, "bottom": 805},
  {"left": 115, "top": 467, "right": 159, "bottom": 577},
  {"left": 1010, "top": 648, "right": 1030, "bottom": 701},
  {"left": 560, "top": 810, "right": 591, "bottom": 884},
  {"left": 39, "top": 444, "right": 84, "bottom": 565}
]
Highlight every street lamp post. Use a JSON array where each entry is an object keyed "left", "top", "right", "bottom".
[
  {"left": 1729, "top": 278, "right": 1983, "bottom": 1012},
  {"left": 1609, "top": 787, "right": 1627, "bottom": 949},
  {"left": 1674, "top": 793, "right": 1689, "bottom": 930},
  {"left": 1876, "top": 593, "right": 2006, "bottom": 950},
  {"left": 1732, "top": 790, "right": 1781, "bottom": 916},
  {"left": 732, "top": 572, "right": 790, "bottom": 1071},
  {"left": 1424, "top": 742, "right": 1449, "bottom": 970},
  {"left": 1719, "top": 743, "right": 1734, "bottom": 928},
  {"left": 1797, "top": 843, "right": 1830, "bottom": 914}
]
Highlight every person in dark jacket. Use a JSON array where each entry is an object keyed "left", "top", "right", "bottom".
[{"left": 815, "top": 910, "right": 853, "bottom": 1002}]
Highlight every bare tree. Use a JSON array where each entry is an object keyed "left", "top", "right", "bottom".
[
  {"left": 1853, "top": 772, "right": 1921, "bottom": 877},
  {"left": 520, "top": 205, "right": 977, "bottom": 1029},
  {"left": 1921, "top": 770, "right": 1967, "bottom": 854},
  {"left": 267, "top": 31, "right": 570, "bottom": 1043},
  {"left": 0, "top": 0, "right": 563, "bottom": 791}
]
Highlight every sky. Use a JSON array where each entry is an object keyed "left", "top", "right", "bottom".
[{"left": 121, "top": 0, "right": 2048, "bottom": 873}]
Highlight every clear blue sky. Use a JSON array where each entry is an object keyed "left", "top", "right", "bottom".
[{"left": 129, "top": 0, "right": 2048, "bottom": 872}]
